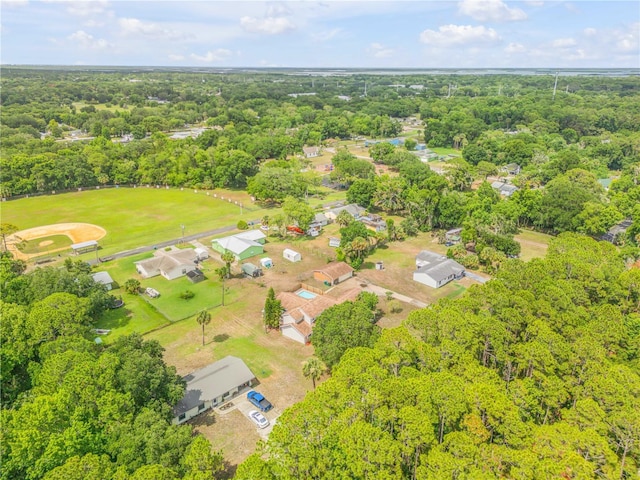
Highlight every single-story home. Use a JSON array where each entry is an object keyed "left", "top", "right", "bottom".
[
  {"left": 491, "top": 181, "right": 519, "bottom": 197},
  {"left": 92, "top": 271, "right": 116, "bottom": 290},
  {"left": 211, "top": 230, "right": 266, "bottom": 261},
  {"left": 501, "top": 163, "right": 521, "bottom": 175},
  {"left": 283, "top": 248, "right": 302, "bottom": 263},
  {"left": 302, "top": 146, "right": 320, "bottom": 158},
  {"left": 278, "top": 288, "right": 361, "bottom": 344},
  {"left": 135, "top": 249, "right": 198, "bottom": 280},
  {"left": 241, "top": 263, "right": 262, "bottom": 277},
  {"left": 601, "top": 218, "right": 633, "bottom": 244},
  {"left": 413, "top": 251, "right": 465, "bottom": 289},
  {"left": 173, "top": 356, "right": 256, "bottom": 425},
  {"left": 324, "top": 204, "right": 366, "bottom": 221},
  {"left": 360, "top": 214, "right": 387, "bottom": 232},
  {"left": 313, "top": 262, "right": 354, "bottom": 286}
]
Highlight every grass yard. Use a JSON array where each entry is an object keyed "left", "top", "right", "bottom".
[
  {"left": 17, "top": 234, "right": 72, "bottom": 254},
  {"left": 515, "top": 229, "right": 553, "bottom": 262},
  {"left": 96, "top": 294, "right": 169, "bottom": 341},
  {"left": 2, "top": 188, "right": 272, "bottom": 257}
]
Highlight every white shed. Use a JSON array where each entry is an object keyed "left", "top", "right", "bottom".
[
  {"left": 283, "top": 248, "right": 302, "bottom": 262},
  {"left": 194, "top": 247, "right": 209, "bottom": 260}
]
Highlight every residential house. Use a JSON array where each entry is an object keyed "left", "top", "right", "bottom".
[
  {"left": 211, "top": 230, "right": 266, "bottom": 261},
  {"left": 92, "top": 271, "right": 116, "bottom": 290},
  {"left": 313, "top": 262, "right": 354, "bottom": 286},
  {"left": 135, "top": 249, "right": 198, "bottom": 280},
  {"left": 278, "top": 288, "right": 360, "bottom": 344},
  {"left": 360, "top": 214, "right": 387, "bottom": 232},
  {"left": 302, "top": 146, "right": 320, "bottom": 158},
  {"left": 601, "top": 218, "right": 633, "bottom": 244},
  {"left": 413, "top": 251, "right": 465, "bottom": 289},
  {"left": 501, "top": 163, "right": 521, "bottom": 175},
  {"left": 173, "top": 356, "right": 256, "bottom": 425},
  {"left": 324, "top": 203, "right": 366, "bottom": 222},
  {"left": 491, "top": 181, "right": 519, "bottom": 197}
]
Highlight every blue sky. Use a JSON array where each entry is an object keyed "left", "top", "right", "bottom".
[{"left": 1, "top": 1, "right": 638, "bottom": 67}]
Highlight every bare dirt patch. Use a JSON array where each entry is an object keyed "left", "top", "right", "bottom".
[{"left": 8, "top": 223, "right": 106, "bottom": 260}]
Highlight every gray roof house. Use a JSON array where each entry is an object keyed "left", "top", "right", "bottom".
[
  {"left": 413, "top": 251, "right": 465, "bottom": 289},
  {"left": 491, "top": 181, "right": 519, "bottom": 197},
  {"left": 92, "top": 271, "right": 116, "bottom": 290},
  {"left": 135, "top": 249, "right": 198, "bottom": 280},
  {"left": 173, "top": 356, "right": 256, "bottom": 425},
  {"left": 324, "top": 203, "right": 366, "bottom": 221}
]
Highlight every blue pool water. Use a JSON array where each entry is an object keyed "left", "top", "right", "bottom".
[{"left": 296, "top": 289, "right": 317, "bottom": 300}]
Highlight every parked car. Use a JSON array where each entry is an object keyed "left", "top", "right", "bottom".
[
  {"left": 146, "top": 287, "right": 160, "bottom": 298},
  {"left": 248, "top": 410, "right": 270, "bottom": 429},
  {"left": 445, "top": 241, "right": 454, "bottom": 247},
  {"left": 247, "top": 390, "right": 272, "bottom": 412}
]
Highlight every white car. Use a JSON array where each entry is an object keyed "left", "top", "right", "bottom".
[
  {"left": 248, "top": 410, "right": 270, "bottom": 429},
  {"left": 146, "top": 287, "right": 160, "bottom": 298}
]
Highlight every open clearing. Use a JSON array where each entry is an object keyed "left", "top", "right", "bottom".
[
  {"left": 1, "top": 188, "right": 271, "bottom": 257},
  {"left": 17, "top": 234, "right": 72, "bottom": 254}
]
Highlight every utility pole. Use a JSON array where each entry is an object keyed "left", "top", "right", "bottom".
[
  {"left": 180, "top": 224, "right": 185, "bottom": 244},
  {"left": 552, "top": 72, "right": 559, "bottom": 101}
]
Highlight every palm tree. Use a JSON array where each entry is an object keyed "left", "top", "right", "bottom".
[
  {"left": 336, "top": 210, "right": 354, "bottom": 227},
  {"left": 196, "top": 309, "right": 211, "bottom": 346},
  {"left": 302, "top": 357, "right": 326, "bottom": 389},
  {"left": 221, "top": 251, "right": 235, "bottom": 278},
  {"left": 349, "top": 236, "right": 369, "bottom": 261},
  {"left": 215, "top": 267, "right": 228, "bottom": 306}
]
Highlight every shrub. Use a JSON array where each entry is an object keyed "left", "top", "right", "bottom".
[
  {"left": 180, "top": 290, "right": 195, "bottom": 300},
  {"left": 123, "top": 278, "right": 141, "bottom": 295},
  {"left": 388, "top": 299, "right": 402, "bottom": 313},
  {"left": 237, "top": 220, "right": 249, "bottom": 230}
]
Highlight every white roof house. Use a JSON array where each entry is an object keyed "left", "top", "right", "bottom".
[
  {"left": 413, "top": 251, "right": 465, "bottom": 289},
  {"left": 234, "top": 230, "right": 267, "bottom": 243},
  {"left": 211, "top": 230, "right": 266, "bottom": 261},
  {"left": 173, "top": 356, "right": 256, "bottom": 424},
  {"left": 324, "top": 204, "right": 366, "bottom": 221},
  {"left": 135, "top": 249, "right": 198, "bottom": 280}
]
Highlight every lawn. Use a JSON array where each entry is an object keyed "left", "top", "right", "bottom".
[
  {"left": 515, "top": 229, "right": 553, "bottom": 261},
  {"left": 17, "top": 234, "right": 72, "bottom": 254},
  {"left": 96, "top": 293, "right": 169, "bottom": 341},
  {"left": 2, "top": 188, "right": 272, "bottom": 256}
]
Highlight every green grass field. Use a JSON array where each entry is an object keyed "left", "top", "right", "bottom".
[
  {"left": 17, "top": 235, "right": 72, "bottom": 254},
  {"left": 2, "top": 188, "right": 272, "bottom": 256}
]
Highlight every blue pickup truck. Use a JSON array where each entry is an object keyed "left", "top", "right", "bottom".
[{"left": 247, "top": 390, "right": 272, "bottom": 412}]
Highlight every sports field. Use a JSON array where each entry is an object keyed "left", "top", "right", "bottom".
[{"left": 2, "top": 187, "right": 271, "bottom": 257}]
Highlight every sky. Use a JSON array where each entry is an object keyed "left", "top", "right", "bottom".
[{"left": 1, "top": 0, "right": 638, "bottom": 68}]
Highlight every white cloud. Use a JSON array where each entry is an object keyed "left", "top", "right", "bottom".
[
  {"left": 67, "top": 30, "right": 111, "bottom": 49},
  {"left": 505, "top": 42, "right": 525, "bottom": 53},
  {"left": 458, "top": 0, "right": 527, "bottom": 22},
  {"left": 190, "top": 49, "right": 232, "bottom": 63},
  {"left": 613, "top": 22, "right": 639, "bottom": 53},
  {"left": 266, "top": 3, "right": 292, "bottom": 17},
  {"left": 583, "top": 27, "right": 597, "bottom": 37},
  {"left": 1, "top": 0, "right": 29, "bottom": 6},
  {"left": 66, "top": 0, "right": 109, "bottom": 17},
  {"left": 168, "top": 54, "right": 185, "bottom": 61},
  {"left": 118, "top": 17, "right": 189, "bottom": 41},
  {"left": 551, "top": 37, "right": 577, "bottom": 48},
  {"left": 524, "top": 1, "right": 544, "bottom": 6},
  {"left": 240, "top": 15, "right": 295, "bottom": 34},
  {"left": 310, "top": 28, "right": 342, "bottom": 42},
  {"left": 368, "top": 42, "right": 394, "bottom": 58},
  {"left": 420, "top": 24, "right": 501, "bottom": 47}
]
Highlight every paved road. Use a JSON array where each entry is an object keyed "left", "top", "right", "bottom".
[{"left": 96, "top": 219, "right": 260, "bottom": 263}]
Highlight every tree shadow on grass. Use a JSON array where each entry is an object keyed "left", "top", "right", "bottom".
[
  {"left": 96, "top": 307, "right": 131, "bottom": 330},
  {"left": 213, "top": 333, "right": 230, "bottom": 343}
]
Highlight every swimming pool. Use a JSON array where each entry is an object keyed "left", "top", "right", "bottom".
[{"left": 296, "top": 289, "right": 317, "bottom": 300}]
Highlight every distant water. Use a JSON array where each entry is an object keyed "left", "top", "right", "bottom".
[{"left": 4, "top": 65, "right": 639, "bottom": 77}]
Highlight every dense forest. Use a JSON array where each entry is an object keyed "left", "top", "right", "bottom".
[{"left": 2, "top": 68, "right": 640, "bottom": 479}]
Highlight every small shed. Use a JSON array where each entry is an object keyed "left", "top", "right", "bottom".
[
  {"left": 260, "top": 257, "right": 273, "bottom": 268},
  {"left": 92, "top": 271, "right": 116, "bottom": 290},
  {"left": 241, "top": 263, "right": 263, "bottom": 277},
  {"left": 194, "top": 247, "right": 209, "bottom": 260},
  {"left": 186, "top": 269, "right": 206, "bottom": 283},
  {"left": 283, "top": 248, "right": 302, "bottom": 263},
  {"left": 329, "top": 237, "right": 341, "bottom": 248}
]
